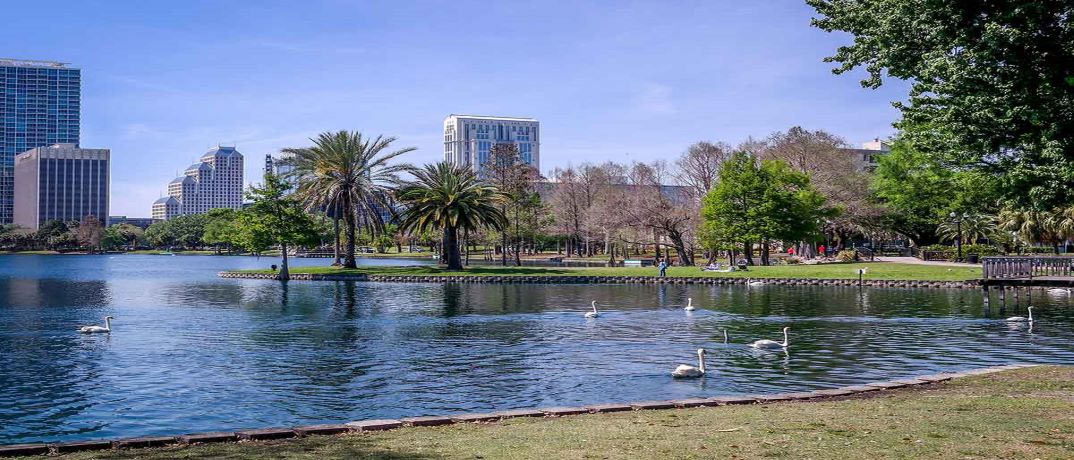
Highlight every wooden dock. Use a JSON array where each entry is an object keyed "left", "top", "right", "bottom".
[{"left": 980, "top": 256, "right": 1074, "bottom": 287}]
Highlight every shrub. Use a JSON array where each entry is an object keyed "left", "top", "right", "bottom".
[
  {"left": 1020, "top": 246, "right": 1056, "bottom": 255},
  {"left": 960, "top": 244, "right": 1003, "bottom": 256},
  {"left": 836, "top": 249, "right": 857, "bottom": 262}
]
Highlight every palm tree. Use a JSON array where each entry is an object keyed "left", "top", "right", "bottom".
[
  {"left": 937, "top": 213, "right": 998, "bottom": 244},
  {"left": 396, "top": 162, "right": 508, "bottom": 270},
  {"left": 282, "top": 131, "right": 413, "bottom": 268},
  {"left": 998, "top": 208, "right": 1061, "bottom": 252}
]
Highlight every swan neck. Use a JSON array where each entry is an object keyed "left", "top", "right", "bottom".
[
  {"left": 105, "top": 318, "right": 111, "bottom": 330},
  {"left": 781, "top": 329, "right": 788, "bottom": 347},
  {"left": 1028, "top": 307, "right": 1033, "bottom": 321},
  {"left": 698, "top": 352, "right": 706, "bottom": 373}
]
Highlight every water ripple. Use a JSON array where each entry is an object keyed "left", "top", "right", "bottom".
[{"left": 1, "top": 255, "right": 1072, "bottom": 443}]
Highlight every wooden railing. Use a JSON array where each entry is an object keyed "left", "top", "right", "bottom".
[{"left": 982, "top": 256, "right": 1074, "bottom": 279}]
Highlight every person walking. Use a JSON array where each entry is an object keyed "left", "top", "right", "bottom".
[{"left": 658, "top": 259, "right": 668, "bottom": 277}]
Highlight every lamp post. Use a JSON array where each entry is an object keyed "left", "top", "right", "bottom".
[{"left": 949, "top": 212, "right": 963, "bottom": 262}]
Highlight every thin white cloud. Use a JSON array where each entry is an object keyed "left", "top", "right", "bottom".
[{"left": 631, "top": 82, "right": 676, "bottom": 116}]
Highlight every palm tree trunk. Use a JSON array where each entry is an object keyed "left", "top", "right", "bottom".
[
  {"left": 444, "top": 225, "right": 462, "bottom": 270},
  {"left": 332, "top": 216, "right": 341, "bottom": 266},
  {"left": 343, "top": 195, "right": 357, "bottom": 268}
]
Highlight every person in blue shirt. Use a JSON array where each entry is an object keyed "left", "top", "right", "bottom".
[{"left": 658, "top": 259, "right": 668, "bottom": 277}]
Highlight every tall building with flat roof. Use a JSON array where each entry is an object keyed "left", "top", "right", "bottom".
[
  {"left": 13, "top": 144, "right": 108, "bottom": 229},
  {"left": 151, "top": 146, "right": 244, "bottom": 220},
  {"left": 0, "top": 58, "right": 81, "bottom": 223},
  {"left": 443, "top": 115, "right": 539, "bottom": 173}
]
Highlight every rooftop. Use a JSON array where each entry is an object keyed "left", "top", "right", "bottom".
[
  {"left": 0, "top": 58, "right": 75, "bottom": 68},
  {"left": 445, "top": 114, "right": 538, "bottom": 122}
]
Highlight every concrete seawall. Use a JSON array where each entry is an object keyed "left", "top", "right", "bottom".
[{"left": 218, "top": 271, "right": 979, "bottom": 289}]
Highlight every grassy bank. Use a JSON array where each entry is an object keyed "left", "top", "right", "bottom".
[
  {"left": 48, "top": 366, "right": 1074, "bottom": 459},
  {"left": 238, "top": 261, "right": 981, "bottom": 281}
]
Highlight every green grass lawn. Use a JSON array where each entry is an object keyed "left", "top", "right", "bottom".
[
  {"left": 238, "top": 261, "right": 981, "bottom": 281},
  {"left": 49, "top": 366, "right": 1074, "bottom": 459}
]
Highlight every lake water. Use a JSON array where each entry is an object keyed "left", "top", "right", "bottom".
[{"left": 1, "top": 254, "right": 1071, "bottom": 444}]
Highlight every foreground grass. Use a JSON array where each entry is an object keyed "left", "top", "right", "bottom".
[
  {"left": 237, "top": 261, "right": 981, "bottom": 281},
  {"left": 52, "top": 366, "right": 1074, "bottom": 459}
]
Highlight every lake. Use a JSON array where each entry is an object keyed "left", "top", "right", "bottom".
[{"left": 0, "top": 254, "right": 1070, "bottom": 444}]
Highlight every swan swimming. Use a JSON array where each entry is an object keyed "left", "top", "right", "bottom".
[
  {"left": 584, "top": 301, "right": 599, "bottom": 318},
  {"left": 684, "top": 298, "right": 695, "bottom": 311},
  {"left": 78, "top": 316, "right": 113, "bottom": 334},
  {"left": 747, "top": 278, "right": 765, "bottom": 287},
  {"left": 671, "top": 348, "right": 706, "bottom": 378},
  {"left": 749, "top": 326, "right": 789, "bottom": 349},
  {"left": 1006, "top": 306, "right": 1033, "bottom": 322}
]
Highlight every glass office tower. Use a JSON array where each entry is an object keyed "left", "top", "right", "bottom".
[{"left": 0, "top": 59, "right": 81, "bottom": 224}]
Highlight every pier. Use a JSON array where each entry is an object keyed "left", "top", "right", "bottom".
[{"left": 980, "top": 256, "right": 1074, "bottom": 287}]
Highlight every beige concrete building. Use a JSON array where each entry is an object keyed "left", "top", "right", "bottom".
[{"left": 13, "top": 143, "right": 109, "bottom": 229}]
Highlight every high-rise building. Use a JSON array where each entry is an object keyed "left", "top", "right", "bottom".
[
  {"left": 151, "top": 146, "right": 244, "bottom": 220},
  {"left": 0, "top": 58, "right": 81, "bottom": 224},
  {"left": 13, "top": 144, "right": 108, "bottom": 229},
  {"left": 443, "top": 115, "right": 539, "bottom": 173},
  {"left": 264, "top": 152, "right": 296, "bottom": 186}
]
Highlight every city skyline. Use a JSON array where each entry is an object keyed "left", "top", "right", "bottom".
[
  {"left": 0, "top": 58, "right": 82, "bottom": 223},
  {"left": 2, "top": 1, "right": 910, "bottom": 216}
]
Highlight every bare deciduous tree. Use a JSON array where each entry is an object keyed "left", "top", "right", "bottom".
[{"left": 676, "top": 141, "right": 731, "bottom": 199}]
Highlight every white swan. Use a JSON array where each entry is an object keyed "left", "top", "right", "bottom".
[
  {"left": 747, "top": 278, "right": 765, "bottom": 287},
  {"left": 79, "top": 316, "right": 113, "bottom": 334},
  {"left": 1006, "top": 306, "right": 1033, "bottom": 322},
  {"left": 684, "top": 298, "right": 695, "bottom": 311},
  {"left": 749, "top": 326, "right": 789, "bottom": 349},
  {"left": 584, "top": 301, "right": 599, "bottom": 318},
  {"left": 671, "top": 348, "right": 706, "bottom": 378}
]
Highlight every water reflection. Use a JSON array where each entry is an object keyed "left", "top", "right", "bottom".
[{"left": 1, "top": 255, "right": 1074, "bottom": 444}]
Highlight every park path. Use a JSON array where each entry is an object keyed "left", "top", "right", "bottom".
[{"left": 874, "top": 256, "right": 979, "bottom": 268}]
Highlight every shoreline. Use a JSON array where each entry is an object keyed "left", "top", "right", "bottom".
[
  {"left": 219, "top": 270, "right": 981, "bottom": 288},
  {"left": 0, "top": 364, "right": 1034, "bottom": 457}
]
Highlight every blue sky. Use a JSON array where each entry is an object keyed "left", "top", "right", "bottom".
[{"left": 3, "top": 0, "right": 908, "bottom": 216}]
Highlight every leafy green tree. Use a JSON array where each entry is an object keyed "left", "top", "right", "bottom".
[
  {"left": 396, "top": 162, "right": 508, "bottom": 270},
  {"left": 809, "top": 0, "right": 1074, "bottom": 209},
  {"left": 236, "top": 174, "right": 321, "bottom": 280},
  {"left": 36, "top": 220, "right": 74, "bottom": 251},
  {"left": 701, "top": 153, "right": 833, "bottom": 265},
  {"left": 173, "top": 214, "right": 208, "bottom": 249},
  {"left": 871, "top": 141, "right": 1003, "bottom": 246},
  {"left": 281, "top": 131, "right": 413, "bottom": 269},
  {"left": 100, "top": 226, "right": 126, "bottom": 251},
  {"left": 202, "top": 208, "right": 240, "bottom": 254},
  {"left": 144, "top": 220, "right": 176, "bottom": 248},
  {"left": 109, "top": 223, "right": 144, "bottom": 249}
]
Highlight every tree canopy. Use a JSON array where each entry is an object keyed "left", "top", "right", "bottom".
[
  {"left": 701, "top": 152, "right": 835, "bottom": 264},
  {"left": 809, "top": 0, "right": 1074, "bottom": 209}
]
